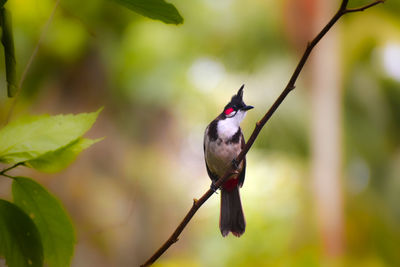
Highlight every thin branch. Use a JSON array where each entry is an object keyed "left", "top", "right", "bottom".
[
  {"left": 4, "top": 0, "right": 61, "bottom": 125},
  {"left": 0, "top": 173, "right": 14, "bottom": 179},
  {"left": 0, "top": 162, "right": 23, "bottom": 176},
  {"left": 141, "top": 0, "right": 384, "bottom": 266},
  {"left": 340, "top": 0, "right": 350, "bottom": 10},
  {"left": 344, "top": 0, "right": 385, "bottom": 13}
]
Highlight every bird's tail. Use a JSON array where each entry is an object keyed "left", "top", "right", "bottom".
[{"left": 220, "top": 186, "right": 246, "bottom": 237}]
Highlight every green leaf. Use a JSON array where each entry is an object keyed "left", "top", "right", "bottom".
[
  {"left": 12, "top": 177, "right": 75, "bottom": 267},
  {"left": 0, "top": 108, "right": 102, "bottom": 164},
  {"left": 0, "top": 1, "right": 8, "bottom": 8},
  {"left": 111, "top": 0, "right": 183, "bottom": 25},
  {"left": 0, "top": 7, "right": 17, "bottom": 97},
  {"left": 27, "top": 137, "right": 102, "bottom": 173},
  {"left": 0, "top": 199, "right": 43, "bottom": 267}
]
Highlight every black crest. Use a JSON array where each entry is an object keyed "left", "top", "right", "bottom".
[{"left": 224, "top": 84, "right": 246, "bottom": 111}]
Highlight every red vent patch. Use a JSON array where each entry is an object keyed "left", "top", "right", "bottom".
[{"left": 223, "top": 179, "right": 238, "bottom": 191}]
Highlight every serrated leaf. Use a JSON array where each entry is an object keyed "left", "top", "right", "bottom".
[
  {"left": 0, "top": 108, "right": 102, "bottom": 164},
  {"left": 111, "top": 0, "right": 183, "bottom": 25},
  {"left": 27, "top": 137, "right": 102, "bottom": 173},
  {"left": 0, "top": 7, "right": 17, "bottom": 97},
  {"left": 0, "top": 199, "right": 43, "bottom": 267},
  {"left": 12, "top": 177, "right": 75, "bottom": 267}
]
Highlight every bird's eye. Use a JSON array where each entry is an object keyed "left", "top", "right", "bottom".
[{"left": 224, "top": 108, "right": 234, "bottom": 115}]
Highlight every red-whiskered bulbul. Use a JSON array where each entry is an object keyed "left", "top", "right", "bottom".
[{"left": 203, "top": 85, "right": 253, "bottom": 237}]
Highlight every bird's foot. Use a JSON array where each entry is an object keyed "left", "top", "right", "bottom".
[
  {"left": 210, "top": 182, "right": 219, "bottom": 194},
  {"left": 231, "top": 158, "right": 239, "bottom": 170}
]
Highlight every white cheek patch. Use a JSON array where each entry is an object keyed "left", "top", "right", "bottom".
[{"left": 235, "top": 110, "right": 246, "bottom": 122}]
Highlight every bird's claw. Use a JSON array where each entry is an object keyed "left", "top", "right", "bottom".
[
  {"left": 231, "top": 158, "right": 239, "bottom": 170},
  {"left": 210, "top": 182, "right": 219, "bottom": 194}
]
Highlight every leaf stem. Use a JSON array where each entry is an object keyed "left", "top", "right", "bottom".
[{"left": 0, "top": 162, "right": 24, "bottom": 177}]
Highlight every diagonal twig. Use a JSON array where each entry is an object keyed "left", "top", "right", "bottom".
[
  {"left": 140, "top": 1, "right": 384, "bottom": 266},
  {"left": 344, "top": 0, "right": 384, "bottom": 13},
  {"left": 0, "top": 162, "right": 24, "bottom": 176}
]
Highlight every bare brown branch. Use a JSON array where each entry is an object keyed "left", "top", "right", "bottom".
[
  {"left": 344, "top": 0, "right": 385, "bottom": 13},
  {"left": 140, "top": 0, "right": 384, "bottom": 266}
]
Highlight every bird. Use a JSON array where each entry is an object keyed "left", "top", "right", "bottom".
[{"left": 203, "top": 85, "right": 253, "bottom": 237}]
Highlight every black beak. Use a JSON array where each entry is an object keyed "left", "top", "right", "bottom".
[{"left": 242, "top": 105, "right": 254, "bottom": 111}]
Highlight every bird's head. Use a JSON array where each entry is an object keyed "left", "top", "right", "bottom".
[{"left": 222, "top": 85, "right": 253, "bottom": 124}]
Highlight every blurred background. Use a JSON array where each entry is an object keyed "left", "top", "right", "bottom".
[{"left": 0, "top": 0, "right": 399, "bottom": 266}]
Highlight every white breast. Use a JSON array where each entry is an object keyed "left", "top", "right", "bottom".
[
  {"left": 204, "top": 125, "right": 242, "bottom": 177},
  {"left": 217, "top": 110, "right": 246, "bottom": 139}
]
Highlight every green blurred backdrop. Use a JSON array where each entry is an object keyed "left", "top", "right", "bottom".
[{"left": 0, "top": 0, "right": 399, "bottom": 266}]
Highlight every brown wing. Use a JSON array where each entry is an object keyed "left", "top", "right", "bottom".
[
  {"left": 204, "top": 129, "right": 219, "bottom": 182},
  {"left": 205, "top": 161, "right": 218, "bottom": 182},
  {"left": 238, "top": 130, "right": 246, "bottom": 187}
]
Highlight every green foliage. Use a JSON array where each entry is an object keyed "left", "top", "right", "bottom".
[
  {"left": 111, "top": 0, "right": 183, "bottom": 25},
  {"left": 12, "top": 177, "right": 75, "bottom": 267},
  {"left": 0, "top": 0, "right": 7, "bottom": 8},
  {"left": 0, "top": 108, "right": 101, "bottom": 164},
  {"left": 0, "top": 0, "right": 397, "bottom": 265},
  {"left": 0, "top": 6, "right": 17, "bottom": 97},
  {"left": 0, "top": 109, "right": 102, "bottom": 266},
  {"left": 27, "top": 137, "right": 102, "bottom": 173},
  {"left": 0, "top": 199, "right": 44, "bottom": 267}
]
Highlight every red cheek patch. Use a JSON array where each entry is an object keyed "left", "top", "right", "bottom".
[{"left": 224, "top": 108, "right": 234, "bottom": 115}]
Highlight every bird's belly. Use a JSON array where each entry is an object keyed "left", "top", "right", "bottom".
[{"left": 206, "top": 139, "right": 242, "bottom": 177}]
